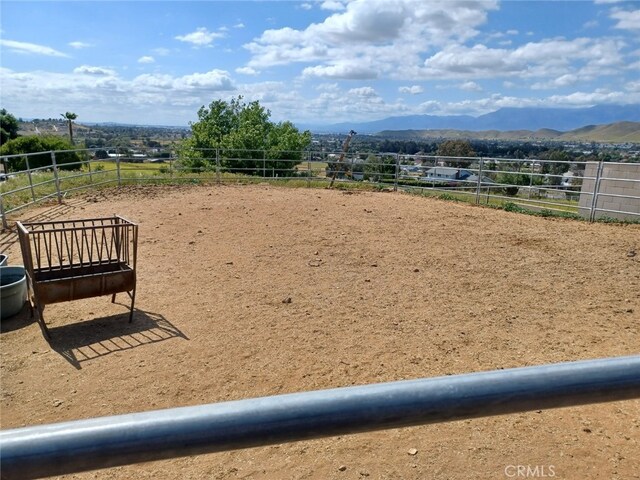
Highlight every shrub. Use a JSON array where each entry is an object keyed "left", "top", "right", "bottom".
[
  {"left": 503, "top": 202, "right": 524, "bottom": 212},
  {"left": 503, "top": 186, "right": 520, "bottom": 196},
  {"left": 0, "top": 135, "right": 81, "bottom": 171}
]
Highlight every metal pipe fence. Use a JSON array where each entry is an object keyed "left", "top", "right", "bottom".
[
  {"left": 1, "top": 355, "right": 639, "bottom": 479},
  {"left": 1, "top": 148, "right": 639, "bottom": 228}
]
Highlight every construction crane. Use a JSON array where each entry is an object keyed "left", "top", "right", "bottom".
[{"left": 329, "top": 130, "right": 357, "bottom": 188}]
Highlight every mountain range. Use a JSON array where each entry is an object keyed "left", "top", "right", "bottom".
[
  {"left": 376, "top": 121, "right": 640, "bottom": 143},
  {"left": 300, "top": 105, "right": 640, "bottom": 135}
]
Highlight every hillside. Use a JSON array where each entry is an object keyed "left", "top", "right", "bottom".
[{"left": 375, "top": 121, "right": 640, "bottom": 143}]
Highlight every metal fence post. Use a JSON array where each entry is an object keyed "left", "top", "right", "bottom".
[
  {"left": 589, "top": 161, "right": 604, "bottom": 222},
  {"left": 350, "top": 154, "right": 355, "bottom": 183},
  {"left": 87, "top": 155, "right": 93, "bottom": 185},
  {"left": 394, "top": 154, "right": 399, "bottom": 191},
  {"left": 0, "top": 192, "right": 7, "bottom": 230},
  {"left": 263, "top": 150, "right": 266, "bottom": 178},
  {"left": 475, "top": 157, "right": 484, "bottom": 205},
  {"left": 50, "top": 151, "right": 62, "bottom": 204},
  {"left": 24, "top": 155, "right": 36, "bottom": 202},
  {"left": 116, "top": 150, "right": 122, "bottom": 187},
  {"left": 215, "top": 149, "right": 221, "bottom": 185},
  {"left": 307, "top": 151, "right": 311, "bottom": 188}
]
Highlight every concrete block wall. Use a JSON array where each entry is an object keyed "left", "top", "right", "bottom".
[{"left": 578, "top": 162, "right": 640, "bottom": 221}]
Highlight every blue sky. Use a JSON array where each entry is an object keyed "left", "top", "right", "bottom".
[{"left": 1, "top": 0, "right": 639, "bottom": 126}]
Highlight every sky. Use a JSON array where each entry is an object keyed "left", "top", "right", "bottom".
[{"left": 1, "top": 0, "right": 639, "bottom": 127}]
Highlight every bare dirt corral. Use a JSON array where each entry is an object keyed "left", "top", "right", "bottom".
[{"left": 1, "top": 184, "right": 639, "bottom": 480}]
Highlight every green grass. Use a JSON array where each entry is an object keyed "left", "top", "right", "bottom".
[
  {"left": 89, "top": 161, "right": 166, "bottom": 172},
  {"left": 402, "top": 184, "right": 581, "bottom": 215}
]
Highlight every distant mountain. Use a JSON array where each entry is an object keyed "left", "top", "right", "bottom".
[
  {"left": 375, "top": 121, "right": 640, "bottom": 143},
  {"left": 301, "top": 105, "right": 640, "bottom": 134}
]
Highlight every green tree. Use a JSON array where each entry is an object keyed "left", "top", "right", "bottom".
[
  {"left": 363, "top": 154, "right": 396, "bottom": 182},
  {"left": 0, "top": 135, "right": 81, "bottom": 171},
  {"left": 265, "top": 121, "right": 312, "bottom": 176},
  {"left": 181, "top": 96, "right": 311, "bottom": 176},
  {"left": 540, "top": 150, "right": 571, "bottom": 185},
  {"left": 1, "top": 108, "right": 19, "bottom": 145},
  {"left": 436, "top": 140, "right": 475, "bottom": 168},
  {"left": 61, "top": 112, "right": 78, "bottom": 144},
  {"left": 437, "top": 140, "right": 476, "bottom": 157}
]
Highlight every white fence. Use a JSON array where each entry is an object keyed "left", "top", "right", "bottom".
[{"left": 1, "top": 148, "right": 639, "bottom": 228}]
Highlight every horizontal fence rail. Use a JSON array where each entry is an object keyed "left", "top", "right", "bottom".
[
  {"left": 2, "top": 148, "right": 639, "bottom": 228},
  {"left": 1, "top": 355, "right": 639, "bottom": 479}
]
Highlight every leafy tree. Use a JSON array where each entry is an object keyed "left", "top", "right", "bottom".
[
  {"left": 1, "top": 108, "right": 19, "bottom": 145},
  {"left": 0, "top": 135, "right": 81, "bottom": 171},
  {"left": 265, "top": 120, "right": 312, "bottom": 176},
  {"left": 437, "top": 140, "right": 476, "bottom": 157},
  {"left": 61, "top": 112, "right": 78, "bottom": 144},
  {"left": 181, "top": 96, "right": 311, "bottom": 176},
  {"left": 94, "top": 149, "right": 110, "bottom": 159},
  {"left": 540, "top": 150, "right": 571, "bottom": 185},
  {"left": 436, "top": 140, "right": 476, "bottom": 168},
  {"left": 363, "top": 154, "right": 396, "bottom": 182}
]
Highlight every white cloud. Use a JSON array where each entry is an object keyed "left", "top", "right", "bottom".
[
  {"left": 625, "top": 80, "right": 640, "bottom": 92},
  {"left": 348, "top": 86, "right": 377, "bottom": 97},
  {"left": 610, "top": 8, "right": 640, "bottom": 30},
  {"left": 0, "top": 39, "right": 69, "bottom": 57},
  {"left": 412, "top": 37, "right": 625, "bottom": 80},
  {"left": 302, "top": 63, "right": 378, "bottom": 80},
  {"left": 234, "top": 23, "right": 245, "bottom": 29},
  {"left": 175, "top": 27, "right": 225, "bottom": 46},
  {"left": 175, "top": 70, "right": 235, "bottom": 90},
  {"left": 421, "top": 44, "right": 516, "bottom": 76},
  {"left": 68, "top": 41, "right": 93, "bottom": 49},
  {"left": 418, "top": 100, "right": 441, "bottom": 112},
  {"left": 321, "top": 1, "right": 346, "bottom": 11},
  {"left": 315, "top": 82, "right": 340, "bottom": 92},
  {"left": 399, "top": 85, "right": 424, "bottom": 94},
  {"left": 236, "top": 66, "right": 259, "bottom": 75},
  {"left": 138, "top": 56, "right": 155, "bottom": 64},
  {"left": 547, "top": 89, "right": 632, "bottom": 106},
  {"left": 460, "top": 81, "right": 482, "bottom": 91},
  {"left": 300, "top": 3, "right": 313, "bottom": 10},
  {"left": 245, "top": 0, "right": 498, "bottom": 75},
  {"left": 73, "top": 65, "right": 116, "bottom": 76},
  {"left": 0, "top": 66, "right": 236, "bottom": 124},
  {"left": 531, "top": 74, "right": 579, "bottom": 90}
]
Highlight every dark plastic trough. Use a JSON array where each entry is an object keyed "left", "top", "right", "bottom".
[{"left": 1, "top": 266, "right": 27, "bottom": 320}]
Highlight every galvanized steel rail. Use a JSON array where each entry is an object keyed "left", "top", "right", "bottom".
[{"left": 1, "top": 355, "right": 639, "bottom": 479}]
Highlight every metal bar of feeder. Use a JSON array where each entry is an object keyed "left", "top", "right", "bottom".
[{"left": 1, "top": 355, "right": 639, "bottom": 479}]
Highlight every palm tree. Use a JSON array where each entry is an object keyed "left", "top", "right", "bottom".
[{"left": 61, "top": 112, "right": 78, "bottom": 144}]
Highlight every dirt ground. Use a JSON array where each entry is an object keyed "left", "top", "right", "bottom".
[{"left": 1, "top": 184, "right": 639, "bottom": 480}]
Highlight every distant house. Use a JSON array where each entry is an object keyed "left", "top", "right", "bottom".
[
  {"left": 465, "top": 174, "right": 496, "bottom": 185},
  {"left": 561, "top": 170, "right": 580, "bottom": 189},
  {"left": 422, "top": 167, "right": 473, "bottom": 181}
]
